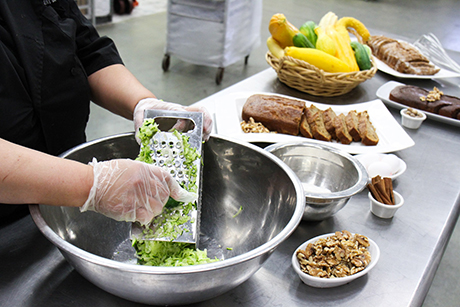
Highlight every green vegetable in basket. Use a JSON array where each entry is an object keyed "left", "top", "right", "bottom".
[
  {"left": 293, "top": 32, "right": 315, "bottom": 49},
  {"left": 350, "top": 41, "right": 372, "bottom": 70},
  {"left": 299, "top": 21, "right": 318, "bottom": 47}
]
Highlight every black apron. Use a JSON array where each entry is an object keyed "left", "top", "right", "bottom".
[{"left": 0, "top": 0, "right": 123, "bottom": 224}]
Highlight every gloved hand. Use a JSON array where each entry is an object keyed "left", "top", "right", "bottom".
[
  {"left": 80, "top": 158, "right": 197, "bottom": 225},
  {"left": 133, "top": 98, "right": 213, "bottom": 143}
]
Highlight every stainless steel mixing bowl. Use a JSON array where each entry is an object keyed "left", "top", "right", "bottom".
[
  {"left": 265, "top": 141, "right": 368, "bottom": 221},
  {"left": 30, "top": 133, "right": 305, "bottom": 305}
]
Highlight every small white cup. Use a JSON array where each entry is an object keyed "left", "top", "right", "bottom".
[
  {"left": 400, "top": 108, "right": 426, "bottom": 129},
  {"left": 369, "top": 191, "right": 404, "bottom": 218}
]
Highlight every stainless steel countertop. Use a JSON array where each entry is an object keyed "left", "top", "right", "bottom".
[{"left": 2, "top": 56, "right": 460, "bottom": 306}]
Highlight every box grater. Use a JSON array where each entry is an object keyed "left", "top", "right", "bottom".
[{"left": 130, "top": 109, "right": 203, "bottom": 246}]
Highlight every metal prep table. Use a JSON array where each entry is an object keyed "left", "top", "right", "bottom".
[{"left": 1, "top": 43, "right": 460, "bottom": 307}]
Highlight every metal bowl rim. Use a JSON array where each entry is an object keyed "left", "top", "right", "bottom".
[
  {"left": 30, "top": 133, "right": 305, "bottom": 275},
  {"left": 265, "top": 141, "right": 369, "bottom": 199}
]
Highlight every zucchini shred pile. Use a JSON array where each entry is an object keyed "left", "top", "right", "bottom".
[{"left": 133, "top": 118, "right": 218, "bottom": 267}]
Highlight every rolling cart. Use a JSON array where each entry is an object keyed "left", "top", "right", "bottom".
[{"left": 162, "top": 0, "right": 262, "bottom": 84}]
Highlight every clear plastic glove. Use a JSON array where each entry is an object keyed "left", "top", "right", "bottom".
[
  {"left": 133, "top": 98, "right": 213, "bottom": 143},
  {"left": 80, "top": 158, "right": 197, "bottom": 225}
]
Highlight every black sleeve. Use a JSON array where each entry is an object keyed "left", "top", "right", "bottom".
[{"left": 61, "top": 0, "right": 124, "bottom": 76}]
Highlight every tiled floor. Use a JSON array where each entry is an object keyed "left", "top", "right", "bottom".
[{"left": 89, "top": 1, "right": 460, "bottom": 306}]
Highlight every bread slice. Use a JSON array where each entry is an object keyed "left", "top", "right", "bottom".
[
  {"left": 334, "top": 113, "right": 353, "bottom": 145},
  {"left": 358, "top": 111, "right": 379, "bottom": 146},
  {"left": 322, "top": 107, "right": 338, "bottom": 140},
  {"left": 306, "top": 105, "right": 331, "bottom": 142},
  {"left": 345, "top": 110, "right": 361, "bottom": 142},
  {"left": 299, "top": 114, "right": 313, "bottom": 138},
  {"left": 241, "top": 94, "right": 305, "bottom": 135}
]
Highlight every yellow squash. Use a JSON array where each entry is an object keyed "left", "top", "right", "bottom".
[
  {"left": 284, "top": 46, "right": 351, "bottom": 73},
  {"left": 314, "top": 26, "right": 337, "bottom": 56},
  {"left": 317, "top": 12, "right": 360, "bottom": 72},
  {"left": 266, "top": 36, "right": 285, "bottom": 58},
  {"left": 325, "top": 25, "right": 360, "bottom": 72},
  {"left": 268, "top": 13, "right": 300, "bottom": 48},
  {"left": 336, "top": 17, "right": 370, "bottom": 43}
]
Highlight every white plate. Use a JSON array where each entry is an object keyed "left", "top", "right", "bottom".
[
  {"left": 376, "top": 81, "right": 460, "bottom": 127},
  {"left": 355, "top": 153, "right": 407, "bottom": 181},
  {"left": 292, "top": 232, "right": 380, "bottom": 288},
  {"left": 214, "top": 92, "right": 415, "bottom": 154},
  {"left": 374, "top": 57, "right": 460, "bottom": 79}
]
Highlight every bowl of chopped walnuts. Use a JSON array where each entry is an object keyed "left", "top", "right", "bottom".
[
  {"left": 400, "top": 108, "right": 427, "bottom": 129},
  {"left": 292, "top": 230, "right": 380, "bottom": 288}
]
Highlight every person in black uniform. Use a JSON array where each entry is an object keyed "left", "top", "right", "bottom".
[{"left": 0, "top": 0, "right": 212, "bottom": 225}]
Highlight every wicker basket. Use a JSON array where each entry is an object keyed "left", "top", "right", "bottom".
[{"left": 266, "top": 51, "right": 377, "bottom": 97}]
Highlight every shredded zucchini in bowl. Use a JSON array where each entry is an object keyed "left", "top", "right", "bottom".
[{"left": 132, "top": 241, "right": 219, "bottom": 267}]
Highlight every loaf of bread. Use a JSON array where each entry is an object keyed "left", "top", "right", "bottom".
[
  {"left": 389, "top": 85, "right": 460, "bottom": 120},
  {"left": 306, "top": 105, "right": 331, "bottom": 142},
  {"left": 241, "top": 94, "right": 379, "bottom": 145},
  {"left": 334, "top": 113, "right": 353, "bottom": 145},
  {"left": 242, "top": 94, "right": 305, "bottom": 135},
  {"left": 299, "top": 114, "right": 313, "bottom": 138},
  {"left": 322, "top": 108, "right": 338, "bottom": 140},
  {"left": 345, "top": 110, "right": 361, "bottom": 142},
  {"left": 358, "top": 111, "right": 379, "bottom": 146},
  {"left": 367, "top": 35, "right": 439, "bottom": 75}
]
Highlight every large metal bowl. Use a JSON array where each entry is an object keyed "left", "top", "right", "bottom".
[
  {"left": 30, "top": 133, "right": 304, "bottom": 305},
  {"left": 265, "top": 142, "right": 368, "bottom": 221}
]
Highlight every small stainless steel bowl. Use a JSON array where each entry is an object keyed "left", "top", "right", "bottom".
[
  {"left": 265, "top": 142, "right": 368, "bottom": 221},
  {"left": 30, "top": 133, "right": 305, "bottom": 306}
]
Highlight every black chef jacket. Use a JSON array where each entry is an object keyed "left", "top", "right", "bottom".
[
  {"left": 0, "top": 0, "right": 123, "bottom": 155},
  {"left": 0, "top": 0, "right": 123, "bottom": 224}
]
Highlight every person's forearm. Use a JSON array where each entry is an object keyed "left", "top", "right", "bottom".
[
  {"left": 0, "top": 139, "right": 93, "bottom": 207},
  {"left": 88, "top": 64, "right": 156, "bottom": 120}
]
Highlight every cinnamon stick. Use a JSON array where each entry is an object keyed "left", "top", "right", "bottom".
[
  {"left": 368, "top": 175, "right": 395, "bottom": 205},
  {"left": 384, "top": 177, "right": 395, "bottom": 205},
  {"left": 368, "top": 183, "right": 384, "bottom": 203}
]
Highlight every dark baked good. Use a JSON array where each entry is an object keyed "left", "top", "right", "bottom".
[
  {"left": 241, "top": 94, "right": 305, "bottom": 135},
  {"left": 389, "top": 85, "right": 460, "bottom": 119},
  {"left": 367, "top": 35, "right": 439, "bottom": 75},
  {"left": 438, "top": 105, "right": 460, "bottom": 120}
]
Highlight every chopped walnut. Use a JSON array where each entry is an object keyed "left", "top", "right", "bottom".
[
  {"left": 240, "top": 117, "right": 274, "bottom": 134},
  {"left": 420, "top": 86, "right": 443, "bottom": 102},
  {"left": 296, "top": 231, "right": 372, "bottom": 279},
  {"left": 405, "top": 108, "right": 424, "bottom": 118}
]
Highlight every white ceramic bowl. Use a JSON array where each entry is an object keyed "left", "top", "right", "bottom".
[
  {"left": 292, "top": 233, "right": 380, "bottom": 288},
  {"left": 369, "top": 191, "right": 404, "bottom": 218},
  {"left": 355, "top": 153, "right": 406, "bottom": 181},
  {"left": 400, "top": 108, "right": 427, "bottom": 129}
]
